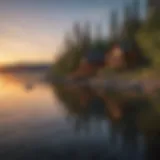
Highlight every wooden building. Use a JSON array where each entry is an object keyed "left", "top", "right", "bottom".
[{"left": 105, "top": 41, "right": 144, "bottom": 70}]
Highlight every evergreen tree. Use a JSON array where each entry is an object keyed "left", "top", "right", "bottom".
[
  {"left": 109, "top": 10, "right": 119, "bottom": 40},
  {"left": 136, "top": 9, "right": 160, "bottom": 68}
]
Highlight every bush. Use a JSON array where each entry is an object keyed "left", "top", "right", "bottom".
[{"left": 136, "top": 10, "right": 160, "bottom": 69}]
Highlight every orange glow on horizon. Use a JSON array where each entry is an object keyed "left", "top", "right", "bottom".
[
  {"left": 0, "top": 24, "right": 62, "bottom": 65},
  {"left": 0, "top": 53, "right": 56, "bottom": 65}
]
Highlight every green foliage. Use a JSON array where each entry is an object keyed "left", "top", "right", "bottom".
[
  {"left": 53, "top": 22, "right": 92, "bottom": 76},
  {"left": 52, "top": 21, "right": 113, "bottom": 77},
  {"left": 136, "top": 10, "right": 160, "bottom": 68},
  {"left": 51, "top": 3, "right": 160, "bottom": 79}
]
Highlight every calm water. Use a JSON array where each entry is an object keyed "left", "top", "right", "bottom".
[{"left": 0, "top": 73, "right": 160, "bottom": 160}]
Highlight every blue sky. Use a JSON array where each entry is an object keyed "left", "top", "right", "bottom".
[{"left": 0, "top": 0, "right": 146, "bottom": 64}]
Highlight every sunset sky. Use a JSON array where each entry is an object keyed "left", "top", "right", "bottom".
[{"left": 0, "top": 0, "right": 146, "bottom": 65}]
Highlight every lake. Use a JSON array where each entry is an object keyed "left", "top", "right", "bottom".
[{"left": 0, "top": 73, "right": 160, "bottom": 160}]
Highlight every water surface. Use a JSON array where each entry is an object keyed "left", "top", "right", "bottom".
[{"left": 0, "top": 73, "right": 160, "bottom": 160}]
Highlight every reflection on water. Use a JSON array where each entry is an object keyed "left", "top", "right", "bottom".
[
  {"left": 54, "top": 84, "right": 160, "bottom": 160},
  {"left": 0, "top": 73, "right": 160, "bottom": 160}
]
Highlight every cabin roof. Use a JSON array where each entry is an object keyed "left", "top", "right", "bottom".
[
  {"left": 110, "top": 41, "right": 135, "bottom": 53},
  {"left": 86, "top": 49, "right": 105, "bottom": 63},
  {"left": 119, "top": 41, "right": 133, "bottom": 52},
  {"left": 85, "top": 40, "right": 137, "bottom": 63}
]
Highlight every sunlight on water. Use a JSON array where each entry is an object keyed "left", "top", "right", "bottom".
[
  {"left": 0, "top": 74, "right": 67, "bottom": 144},
  {"left": 0, "top": 74, "right": 159, "bottom": 160}
]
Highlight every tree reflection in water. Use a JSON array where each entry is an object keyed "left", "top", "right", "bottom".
[{"left": 54, "top": 84, "right": 160, "bottom": 160}]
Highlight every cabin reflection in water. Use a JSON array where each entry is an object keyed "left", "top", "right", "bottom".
[{"left": 55, "top": 86, "right": 160, "bottom": 160}]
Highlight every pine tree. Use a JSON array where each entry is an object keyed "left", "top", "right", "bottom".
[
  {"left": 109, "top": 10, "right": 119, "bottom": 40},
  {"left": 132, "top": 0, "right": 140, "bottom": 21},
  {"left": 121, "top": 3, "right": 132, "bottom": 39},
  {"left": 122, "top": 0, "right": 141, "bottom": 40}
]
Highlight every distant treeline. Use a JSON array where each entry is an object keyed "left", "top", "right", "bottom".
[{"left": 0, "top": 64, "right": 51, "bottom": 73}]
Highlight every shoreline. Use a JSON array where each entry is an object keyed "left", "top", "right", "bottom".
[{"left": 51, "top": 76, "right": 160, "bottom": 95}]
